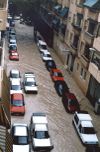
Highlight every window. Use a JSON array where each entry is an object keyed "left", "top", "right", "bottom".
[
  {"left": 97, "top": 25, "right": 100, "bottom": 37},
  {"left": 80, "top": 67, "right": 87, "bottom": 80},
  {"left": 92, "top": 53, "right": 100, "bottom": 69},
  {"left": 77, "top": 63, "right": 79, "bottom": 70},
  {"left": 70, "top": 33, "right": 73, "bottom": 43},
  {"left": 84, "top": 43, "right": 91, "bottom": 60},
  {"left": 87, "top": 20, "right": 96, "bottom": 35},
  {"left": 72, "top": 35, "right": 79, "bottom": 49}
]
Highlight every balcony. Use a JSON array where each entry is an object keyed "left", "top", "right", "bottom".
[
  {"left": 84, "top": 31, "right": 94, "bottom": 44},
  {"left": 72, "top": 23, "right": 82, "bottom": 32},
  {"left": 80, "top": 55, "right": 89, "bottom": 68},
  {"left": 89, "top": 62, "right": 100, "bottom": 83}
]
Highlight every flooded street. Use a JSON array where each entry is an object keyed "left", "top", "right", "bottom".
[{"left": 5, "top": 20, "right": 91, "bottom": 152}]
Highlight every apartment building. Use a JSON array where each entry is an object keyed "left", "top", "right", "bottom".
[
  {"left": 0, "top": 0, "right": 12, "bottom": 151},
  {"left": 40, "top": 0, "right": 100, "bottom": 106}
]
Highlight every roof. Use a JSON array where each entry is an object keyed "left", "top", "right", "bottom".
[
  {"left": 11, "top": 93, "right": 23, "bottom": 100},
  {"left": 35, "top": 124, "right": 48, "bottom": 131},
  {"left": 26, "top": 77, "right": 35, "bottom": 82},
  {"left": 32, "top": 115, "right": 48, "bottom": 124},
  {"left": 81, "top": 121, "right": 93, "bottom": 127},
  {"left": 52, "top": 68, "right": 62, "bottom": 73},
  {"left": 13, "top": 124, "right": 27, "bottom": 136},
  {"left": 39, "top": 40, "right": 47, "bottom": 45},
  {"left": 11, "top": 79, "right": 20, "bottom": 85}
]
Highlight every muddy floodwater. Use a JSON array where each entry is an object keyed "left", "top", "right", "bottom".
[{"left": 5, "top": 20, "right": 100, "bottom": 152}]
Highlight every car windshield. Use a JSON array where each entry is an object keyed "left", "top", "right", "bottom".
[
  {"left": 44, "top": 54, "right": 51, "bottom": 57},
  {"left": 41, "top": 45, "right": 47, "bottom": 50},
  {"left": 13, "top": 136, "right": 29, "bottom": 145},
  {"left": 25, "top": 81, "right": 35, "bottom": 86},
  {"left": 11, "top": 85, "right": 21, "bottom": 90},
  {"left": 11, "top": 73, "right": 19, "bottom": 78},
  {"left": 54, "top": 72, "right": 62, "bottom": 77},
  {"left": 83, "top": 127, "right": 96, "bottom": 134},
  {"left": 9, "top": 46, "right": 17, "bottom": 50},
  {"left": 11, "top": 100, "right": 24, "bottom": 106},
  {"left": 35, "top": 131, "right": 49, "bottom": 139},
  {"left": 68, "top": 99, "right": 78, "bottom": 106}
]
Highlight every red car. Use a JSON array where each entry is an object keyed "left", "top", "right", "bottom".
[
  {"left": 9, "top": 52, "right": 19, "bottom": 61},
  {"left": 62, "top": 92, "right": 80, "bottom": 113},
  {"left": 10, "top": 93, "right": 25, "bottom": 116},
  {"left": 50, "top": 68, "right": 64, "bottom": 82}
]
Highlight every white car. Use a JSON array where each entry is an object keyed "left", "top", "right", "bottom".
[
  {"left": 73, "top": 111, "right": 99, "bottom": 145},
  {"left": 10, "top": 79, "right": 22, "bottom": 94},
  {"left": 11, "top": 123, "right": 30, "bottom": 152},
  {"left": 42, "top": 51, "right": 52, "bottom": 62},
  {"left": 37, "top": 40, "right": 49, "bottom": 54},
  {"left": 9, "top": 69, "right": 21, "bottom": 81},
  {"left": 23, "top": 72, "right": 38, "bottom": 94},
  {"left": 30, "top": 113, "right": 54, "bottom": 151}
]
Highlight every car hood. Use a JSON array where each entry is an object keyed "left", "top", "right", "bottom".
[
  {"left": 33, "top": 138, "right": 52, "bottom": 147},
  {"left": 13, "top": 145, "right": 30, "bottom": 152},
  {"left": 25, "top": 86, "right": 38, "bottom": 91},
  {"left": 81, "top": 134, "right": 99, "bottom": 144}
]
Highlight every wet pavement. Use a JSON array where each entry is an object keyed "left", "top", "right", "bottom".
[{"left": 5, "top": 20, "right": 100, "bottom": 152}]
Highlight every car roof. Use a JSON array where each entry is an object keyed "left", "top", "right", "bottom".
[
  {"left": 39, "top": 40, "right": 47, "bottom": 45},
  {"left": 26, "top": 77, "right": 35, "bottom": 82},
  {"left": 52, "top": 68, "right": 62, "bottom": 73},
  {"left": 76, "top": 112, "right": 92, "bottom": 121},
  {"left": 32, "top": 115, "right": 48, "bottom": 124},
  {"left": 11, "top": 52, "right": 18, "bottom": 55},
  {"left": 35, "top": 124, "right": 48, "bottom": 131},
  {"left": 11, "top": 79, "right": 20, "bottom": 85},
  {"left": 43, "top": 51, "right": 50, "bottom": 55},
  {"left": 66, "top": 92, "right": 77, "bottom": 99},
  {"left": 14, "top": 125, "right": 27, "bottom": 136},
  {"left": 11, "top": 93, "right": 23, "bottom": 100},
  {"left": 10, "top": 39, "right": 16, "bottom": 42},
  {"left": 81, "top": 121, "right": 93, "bottom": 127}
]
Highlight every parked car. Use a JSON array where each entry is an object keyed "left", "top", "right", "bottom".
[
  {"left": 42, "top": 51, "right": 52, "bottom": 62},
  {"left": 85, "top": 145, "right": 100, "bottom": 152},
  {"left": 9, "top": 39, "right": 17, "bottom": 47},
  {"left": 45, "top": 60, "right": 56, "bottom": 71},
  {"left": 9, "top": 69, "right": 21, "bottom": 81},
  {"left": 30, "top": 113, "right": 54, "bottom": 151},
  {"left": 23, "top": 72, "right": 38, "bottom": 94},
  {"left": 54, "top": 80, "right": 69, "bottom": 97},
  {"left": 62, "top": 92, "right": 80, "bottom": 113},
  {"left": 50, "top": 68, "right": 64, "bottom": 82},
  {"left": 9, "top": 45, "right": 17, "bottom": 53},
  {"left": 9, "top": 52, "right": 19, "bottom": 61},
  {"left": 11, "top": 123, "right": 30, "bottom": 152},
  {"left": 10, "top": 79, "right": 22, "bottom": 94},
  {"left": 10, "top": 93, "right": 25, "bottom": 116},
  {"left": 72, "top": 111, "right": 99, "bottom": 145},
  {"left": 36, "top": 35, "right": 42, "bottom": 43},
  {"left": 38, "top": 40, "right": 48, "bottom": 54}
]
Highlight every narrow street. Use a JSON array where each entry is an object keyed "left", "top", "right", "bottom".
[{"left": 5, "top": 20, "right": 100, "bottom": 152}]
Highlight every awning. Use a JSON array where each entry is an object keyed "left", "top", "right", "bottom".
[
  {"left": 83, "top": 0, "right": 98, "bottom": 7},
  {"left": 59, "top": 7, "right": 69, "bottom": 18}
]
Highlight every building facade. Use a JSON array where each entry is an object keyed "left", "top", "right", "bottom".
[{"left": 40, "top": 0, "right": 100, "bottom": 106}]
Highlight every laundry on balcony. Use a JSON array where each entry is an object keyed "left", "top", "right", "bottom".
[
  {"left": 59, "top": 7, "right": 69, "bottom": 18},
  {"left": 83, "top": 0, "right": 99, "bottom": 8},
  {"left": 53, "top": 4, "right": 62, "bottom": 13}
]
